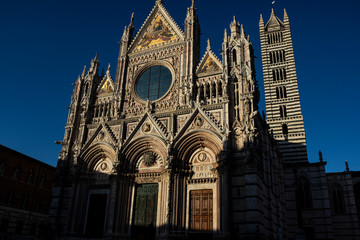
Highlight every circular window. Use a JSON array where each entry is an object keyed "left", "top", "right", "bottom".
[{"left": 136, "top": 65, "right": 172, "bottom": 101}]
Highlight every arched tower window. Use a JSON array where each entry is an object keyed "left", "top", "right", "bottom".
[
  {"left": 330, "top": 184, "right": 345, "bottom": 215},
  {"left": 233, "top": 49, "right": 237, "bottom": 64},
  {"left": 279, "top": 105, "right": 287, "bottom": 118}
]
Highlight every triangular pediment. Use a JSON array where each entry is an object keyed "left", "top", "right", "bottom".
[
  {"left": 97, "top": 65, "right": 115, "bottom": 96},
  {"left": 129, "top": 2, "right": 184, "bottom": 53},
  {"left": 82, "top": 122, "right": 118, "bottom": 152},
  {"left": 123, "top": 112, "right": 169, "bottom": 148},
  {"left": 196, "top": 43, "right": 222, "bottom": 76},
  {"left": 174, "top": 107, "right": 225, "bottom": 142}
]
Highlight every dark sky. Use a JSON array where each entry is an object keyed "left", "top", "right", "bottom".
[{"left": 1, "top": 0, "right": 359, "bottom": 172}]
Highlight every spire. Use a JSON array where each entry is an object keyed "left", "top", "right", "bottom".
[
  {"left": 345, "top": 160, "right": 350, "bottom": 172},
  {"left": 283, "top": 8, "right": 289, "bottom": 25},
  {"left": 206, "top": 39, "right": 211, "bottom": 51},
  {"left": 240, "top": 24, "right": 245, "bottom": 37},
  {"left": 81, "top": 65, "right": 86, "bottom": 78},
  {"left": 223, "top": 28, "right": 227, "bottom": 42},
  {"left": 106, "top": 63, "right": 111, "bottom": 76},
  {"left": 230, "top": 16, "right": 240, "bottom": 39},
  {"left": 94, "top": 53, "right": 98, "bottom": 62},
  {"left": 129, "top": 12, "right": 134, "bottom": 27},
  {"left": 259, "top": 14, "right": 264, "bottom": 26},
  {"left": 121, "top": 26, "right": 128, "bottom": 41},
  {"left": 284, "top": 8, "right": 288, "bottom": 20},
  {"left": 155, "top": 0, "right": 163, "bottom": 6}
]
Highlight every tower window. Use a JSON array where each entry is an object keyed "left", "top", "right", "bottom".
[
  {"left": 272, "top": 68, "right": 287, "bottom": 81},
  {"left": 276, "top": 86, "right": 287, "bottom": 99},
  {"left": 267, "top": 32, "right": 283, "bottom": 44},
  {"left": 269, "top": 50, "right": 286, "bottom": 64},
  {"left": 279, "top": 105, "right": 287, "bottom": 118},
  {"left": 282, "top": 124, "right": 288, "bottom": 135}
]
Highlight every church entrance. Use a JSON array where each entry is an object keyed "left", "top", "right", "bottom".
[
  {"left": 132, "top": 184, "right": 158, "bottom": 240},
  {"left": 85, "top": 194, "right": 107, "bottom": 238},
  {"left": 190, "top": 189, "right": 213, "bottom": 231}
]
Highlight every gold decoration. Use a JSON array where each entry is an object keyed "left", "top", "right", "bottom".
[{"left": 137, "top": 15, "right": 176, "bottom": 50}]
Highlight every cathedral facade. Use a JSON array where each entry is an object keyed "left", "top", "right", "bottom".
[{"left": 50, "top": 1, "right": 360, "bottom": 239}]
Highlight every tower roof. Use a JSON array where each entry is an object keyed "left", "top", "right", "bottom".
[{"left": 264, "top": 8, "right": 284, "bottom": 31}]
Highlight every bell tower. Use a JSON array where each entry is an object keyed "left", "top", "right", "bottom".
[{"left": 259, "top": 9, "right": 308, "bottom": 163}]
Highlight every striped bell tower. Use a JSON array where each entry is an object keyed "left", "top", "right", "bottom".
[{"left": 259, "top": 9, "right": 308, "bottom": 163}]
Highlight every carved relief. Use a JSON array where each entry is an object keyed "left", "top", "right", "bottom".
[
  {"left": 190, "top": 150, "right": 217, "bottom": 180},
  {"left": 193, "top": 116, "right": 204, "bottom": 127},
  {"left": 185, "top": 114, "right": 216, "bottom": 134},
  {"left": 158, "top": 118, "right": 169, "bottom": 131},
  {"left": 127, "top": 122, "right": 138, "bottom": 138},
  {"left": 94, "top": 157, "right": 113, "bottom": 174},
  {"left": 209, "top": 111, "right": 222, "bottom": 127},
  {"left": 110, "top": 125, "right": 121, "bottom": 140},
  {"left": 136, "top": 152, "right": 163, "bottom": 171},
  {"left": 142, "top": 122, "right": 151, "bottom": 133},
  {"left": 177, "top": 114, "right": 190, "bottom": 131}
]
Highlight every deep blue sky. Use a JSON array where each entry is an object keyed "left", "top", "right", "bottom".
[{"left": 1, "top": 0, "right": 359, "bottom": 172}]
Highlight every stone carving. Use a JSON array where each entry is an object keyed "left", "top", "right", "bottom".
[
  {"left": 197, "top": 152, "right": 207, "bottom": 162},
  {"left": 142, "top": 123, "right": 151, "bottom": 133},
  {"left": 194, "top": 116, "right": 203, "bottom": 127},
  {"left": 143, "top": 152, "right": 157, "bottom": 167}
]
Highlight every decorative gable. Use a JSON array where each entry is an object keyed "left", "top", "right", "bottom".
[
  {"left": 196, "top": 40, "right": 222, "bottom": 76},
  {"left": 175, "top": 107, "right": 225, "bottom": 142},
  {"left": 123, "top": 112, "right": 170, "bottom": 148},
  {"left": 97, "top": 64, "right": 115, "bottom": 96},
  {"left": 129, "top": 1, "right": 184, "bottom": 53},
  {"left": 137, "top": 14, "right": 177, "bottom": 50},
  {"left": 82, "top": 122, "right": 118, "bottom": 152}
]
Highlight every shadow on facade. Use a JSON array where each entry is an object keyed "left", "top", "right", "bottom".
[{"left": 54, "top": 167, "right": 222, "bottom": 240}]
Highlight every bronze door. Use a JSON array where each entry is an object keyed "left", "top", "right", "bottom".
[
  {"left": 190, "top": 189, "right": 213, "bottom": 231},
  {"left": 132, "top": 184, "right": 158, "bottom": 239}
]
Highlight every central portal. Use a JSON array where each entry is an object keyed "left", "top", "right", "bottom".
[{"left": 132, "top": 184, "right": 158, "bottom": 239}]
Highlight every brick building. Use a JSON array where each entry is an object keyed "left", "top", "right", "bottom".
[{"left": 0, "top": 144, "right": 55, "bottom": 238}]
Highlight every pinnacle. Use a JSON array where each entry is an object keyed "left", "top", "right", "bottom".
[{"left": 206, "top": 39, "right": 211, "bottom": 51}]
